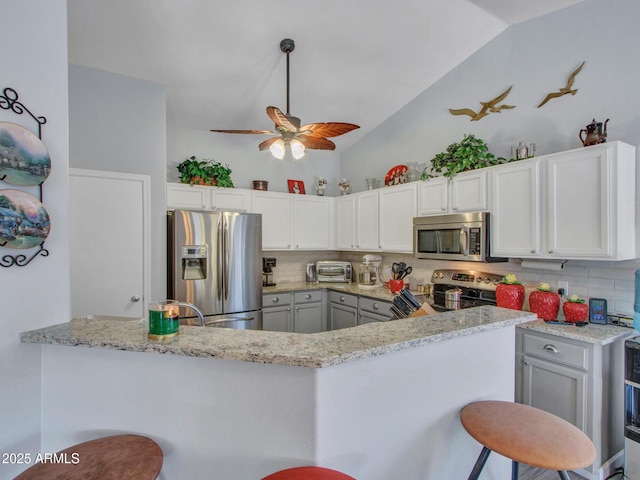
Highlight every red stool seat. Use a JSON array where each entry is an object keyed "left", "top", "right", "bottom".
[
  {"left": 13, "top": 434, "right": 163, "bottom": 480},
  {"left": 262, "top": 466, "right": 355, "bottom": 480}
]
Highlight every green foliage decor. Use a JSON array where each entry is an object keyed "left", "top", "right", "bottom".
[
  {"left": 177, "top": 156, "right": 234, "bottom": 187},
  {"left": 421, "top": 134, "right": 508, "bottom": 180}
]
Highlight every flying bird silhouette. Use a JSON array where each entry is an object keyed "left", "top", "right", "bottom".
[
  {"left": 537, "top": 61, "right": 585, "bottom": 108},
  {"left": 449, "top": 86, "right": 515, "bottom": 121}
]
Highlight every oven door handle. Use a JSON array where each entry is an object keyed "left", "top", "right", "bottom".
[{"left": 460, "top": 226, "right": 469, "bottom": 256}]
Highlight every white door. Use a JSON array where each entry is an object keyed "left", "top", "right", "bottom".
[{"left": 69, "top": 169, "right": 150, "bottom": 318}]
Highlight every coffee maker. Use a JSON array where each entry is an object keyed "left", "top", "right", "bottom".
[{"left": 262, "top": 257, "right": 276, "bottom": 287}]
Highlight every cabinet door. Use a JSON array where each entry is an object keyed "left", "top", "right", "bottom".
[
  {"left": 521, "top": 354, "right": 588, "bottom": 432},
  {"left": 251, "top": 191, "right": 292, "bottom": 250},
  {"left": 358, "top": 310, "right": 390, "bottom": 325},
  {"left": 294, "top": 302, "right": 323, "bottom": 333},
  {"left": 330, "top": 303, "right": 358, "bottom": 330},
  {"left": 490, "top": 159, "right": 541, "bottom": 257},
  {"left": 356, "top": 191, "right": 380, "bottom": 250},
  {"left": 263, "top": 305, "right": 292, "bottom": 332},
  {"left": 418, "top": 177, "right": 448, "bottom": 215},
  {"left": 210, "top": 188, "right": 251, "bottom": 212},
  {"left": 546, "top": 148, "right": 610, "bottom": 258},
  {"left": 379, "top": 183, "right": 417, "bottom": 252},
  {"left": 167, "top": 183, "right": 208, "bottom": 210},
  {"left": 451, "top": 170, "right": 487, "bottom": 212},
  {"left": 336, "top": 195, "right": 356, "bottom": 250},
  {"left": 293, "top": 195, "right": 331, "bottom": 249}
]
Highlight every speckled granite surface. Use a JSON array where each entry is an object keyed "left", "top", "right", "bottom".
[
  {"left": 517, "top": 319, "right": 635, "bottom": 345},
  {"left": 263, "top": 281, "right": 402, "bottom": 302},
  {"left": 20, "top": 306, "right": 535, "bottom": 368}
]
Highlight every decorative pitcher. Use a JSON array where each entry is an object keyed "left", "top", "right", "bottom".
[{"left": 579, "top": 118, "right": 609, "bottom": 146}]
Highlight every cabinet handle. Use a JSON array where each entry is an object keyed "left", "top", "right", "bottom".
[
  {"left": 305, "top": 294, "right": 312, "bottom": 300},
  {"left": 340, "top": 296, "right": 345, "bottom": 302},
  {"left": 543, "top": 344, "right": 559, "bottom": 354},
  {"left": 441, "top": 206, "right": 446, "bottom": 211},
  {"left": 295, "top": 306, "right": 299, "bottom": 311},
  {"left": 287, "top": 307, "right": 291, "bottom": 311},
  {"left": 272, "top": 297, "right": 280, "bottom": 303},
  {"left": 530, "top": 249, "right": 536, "bottom": 254},
  {"left": 452, "top": 205, "right": 458, "bottom": 210},
  {"left": 296, "top": 244, "right": 299, "bottom": 248},
  {"left": 548, "top": 249, "right": 554, "bottom": 254},
  {"left": 523, "top": 360, "right": 530, "bottom": 366},
  {"left": 131, "top": 295, "right": 141, "bottom": 302},
  {"left": 372, "top": 303, "right": 379, "bottom": 310}
]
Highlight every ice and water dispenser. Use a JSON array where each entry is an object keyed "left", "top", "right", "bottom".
[{"left": 180, "top": 245, "right": 208, "bottom": 280}]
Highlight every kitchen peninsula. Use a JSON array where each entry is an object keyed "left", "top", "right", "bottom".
[{"left": 21, "top": 307, "right": 535, "bottom": 479}]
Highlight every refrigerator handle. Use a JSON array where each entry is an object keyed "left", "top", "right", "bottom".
[
  {"left": 217, "top": 218, "right": 223, "bottom": 301},
  {"left": 224, "top": 220, "right": 230, "bottom": 301}
]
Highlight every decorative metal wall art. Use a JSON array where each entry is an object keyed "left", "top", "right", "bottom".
[
  {"left": 449, "top": 86, "right": 515, "bottom": 121},
  {"left": 0, "top": 87, "right": 50, "bottom": 267},
  {"left": 537, "top": 61, "right": 585, "bottom": 108}
]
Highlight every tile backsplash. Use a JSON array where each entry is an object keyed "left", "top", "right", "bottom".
[{"left": 266, "top": 251, "right": 640, "bottom": 316}]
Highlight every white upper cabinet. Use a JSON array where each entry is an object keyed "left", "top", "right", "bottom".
[
  {"left": 293, "top": 195, "right": 332, "bottom": 250},
  {"left": 356, "top": 190, "right": 380, "bottom": 251},
  {"left": 336, "top": 195, "right": 356, "bottom": 250},
  {"left": 167, "top": 183, "right": 251, "bottom": 211},
  {"left": 491, "top": 141, "right": 635, "bottom": 260},
  {"left": 418, "top": 170, "right": 487, "bottom": 216},
  {"left": 251, "top": 191, "right": 293, "bottom": 250},
  {"left": 379, "top": 183, "right": 418, "bottom": 253}
]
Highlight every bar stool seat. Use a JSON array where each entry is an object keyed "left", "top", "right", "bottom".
[
  {"left": 262, "top": 466, "right": 356, "bottom": 479},
  {"left": 13, "top": 434, "right": 163, "bottom": 480},
  {"left": 460, "top": 400, "right": 596, "bottom": 480}
]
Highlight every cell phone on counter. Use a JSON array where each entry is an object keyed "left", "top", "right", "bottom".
[{"left": 589, "top": 298, "right": 607, "bottom": 324}]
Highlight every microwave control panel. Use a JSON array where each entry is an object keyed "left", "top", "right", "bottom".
[{"left": 468, "top": 227, "right": 481, "bottom": 255}]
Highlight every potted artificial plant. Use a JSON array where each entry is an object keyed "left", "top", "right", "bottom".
[
  {"left": 177, "top": 156, "right": 234, "bottom": 187},
  {"left": 420, "top": 133, "right": 506, "bottom": 180}
]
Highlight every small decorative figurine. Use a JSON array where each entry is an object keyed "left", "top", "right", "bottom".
[
  {"left": 338, "top": 178, "right": 350, "bottom": 195},
  {"left": 316, "top": 177, "right": 327, "bottom": 196}
]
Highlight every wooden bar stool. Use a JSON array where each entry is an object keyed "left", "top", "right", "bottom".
[
  {"left": 262, "top": 466, "right": 356, "bottom": 480},
  {"left": 13, "top": 434, "right": 163, "bottom": 480},
  {"left": 460, "top": 401, "right": 595, "bottom": 480}
]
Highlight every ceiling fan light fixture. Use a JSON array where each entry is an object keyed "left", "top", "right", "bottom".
[
  {"left": 290, "top": 138, "right": 306, "bottom": 160},
  {"left": 269, "top": 138, "right": 286, "bottom": 160}
]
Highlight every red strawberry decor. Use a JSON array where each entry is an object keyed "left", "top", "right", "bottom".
[
  {"left": 529, "top": 282, "right": 560, "bottom": 320},
  {"left": 496, "top": 274, "right": 525, "bottom": 310},
  {"left": 563, "top": 295, "right": 589, "bottom": 323}
]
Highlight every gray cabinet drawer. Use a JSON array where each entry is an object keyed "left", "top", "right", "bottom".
[
  {"left": 294, "top": 290, "right": 322, "bottom": 304},
  {"left": 329, "top": 291, "right": 358, "bottom": 308},
  {"left": 359, "top": 297, "right": 392, "bottom": 316},
  {"left": 522, "top": 332, "right": 589, "bottom": 370},
  {"left": 262, "top": 293, "right": 292, "bottom": 307}
]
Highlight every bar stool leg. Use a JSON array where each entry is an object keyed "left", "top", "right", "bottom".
[
  {"left": 511, "top": 460, "right": 519, "bottom": 480},
  {"left": 467, "top": 446, "right": 492, "bottom": 480},
  {"left": 557, "top": 471, "right": 571, "bottom": 480}
]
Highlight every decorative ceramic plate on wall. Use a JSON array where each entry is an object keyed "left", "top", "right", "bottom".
[
  {"left": 0, "top": 189, "right": 51, "bottom": 249},
  {"left": 0, "top": 121, "right": 51, "bottom": 186}
]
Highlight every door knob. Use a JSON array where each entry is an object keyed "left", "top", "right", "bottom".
[{"left": 131, "top": 295, "right": 141, "bottom": 302}]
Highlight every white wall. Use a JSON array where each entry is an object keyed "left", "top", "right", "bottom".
[
  {"left": 0, "top": 0, "right": 69, "bottom": 477},
  {"left": 68, "top": 65, "right": 166, "bottom": 302}
]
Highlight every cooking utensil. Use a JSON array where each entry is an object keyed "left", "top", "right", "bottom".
[
  {"left": 399, "top": 266, "right": 412, "bottom": 280},
  {"left": 444, "top": 288, "right": 462, "bottom": 310}
]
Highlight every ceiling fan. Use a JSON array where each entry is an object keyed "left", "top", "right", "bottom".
[{"left": 211, "top": 38, "right": 360, "bottom": 160}]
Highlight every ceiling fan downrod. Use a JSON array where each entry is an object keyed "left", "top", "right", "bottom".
[{"left": 280, "top": 38, "right": 295, "bottom": 116}]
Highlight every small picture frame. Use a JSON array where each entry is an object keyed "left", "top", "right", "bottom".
[{"left": 287, "top": 179, "right": 305, "bottom": 194}]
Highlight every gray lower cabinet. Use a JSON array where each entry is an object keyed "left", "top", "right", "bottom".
[
  {"left": 358, "top": 296, "right": 393, "bottom": 325},
  {"left": 329, "top": 292, "right": 358, "bottom": 330},
  {"left": 515, "top": 328, "right": 625, "bottom": 479},
  {"left": 293, "top": 291, "right": 325, "bottom": 333},
  {"left": 262, "top": 293, "right": 292, "bottom": 332}
]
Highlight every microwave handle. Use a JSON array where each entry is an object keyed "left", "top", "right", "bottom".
[
  {"left": 435, "top": 230, "right": 442, "bottom": 254},
  {"left": 460, "top": 226, "right": 469, "bottom": 256}
]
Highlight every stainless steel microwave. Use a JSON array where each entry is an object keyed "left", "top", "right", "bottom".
[{"left": 413, "top": 212, "right": 506, "bottom": 262}]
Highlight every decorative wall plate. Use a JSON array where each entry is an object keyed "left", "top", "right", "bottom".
[
  {"left": 0, "top": 189, "right": 51, "bottom": 249},
  {"left": 385, "top": 165, "right": 408, "bottom": 186},
  {"left": 0, "top": 121, "right": 51, "bottom": 186}
]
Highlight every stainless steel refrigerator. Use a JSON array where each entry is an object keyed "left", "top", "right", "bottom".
[{"left": 167, "top": 210, "right": 262, "bottom": 329}]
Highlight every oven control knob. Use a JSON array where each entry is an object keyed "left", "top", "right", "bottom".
[
  {"left": 484, "top": 278, "right": 491, "bottom": 284},
  {"left": 492, "top": 279, "right": 499, "bottom": 286},
  {"left": 432, "top": 272, "right": 438, "bottom": 278},
  {"left": 438, "top": 272, "right": 445, "bottom": 279}
]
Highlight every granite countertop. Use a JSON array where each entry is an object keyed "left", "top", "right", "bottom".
[
  {"left": 20, "top": 306, "right": 535, "bottom": 368},
  {"left": 263, "top": 281, "right": 401, "bottom": 302},
  {"left": 517, "top": 319, "right": 635, "bottom": 345}
]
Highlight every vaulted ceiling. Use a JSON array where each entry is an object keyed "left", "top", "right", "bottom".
[{"left": 67, "top": 0, "right": 583, "bottom": 150}]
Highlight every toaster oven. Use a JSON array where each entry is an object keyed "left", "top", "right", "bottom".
[{"left": 316, "top": 261, "right": 352, "bottom": 283}]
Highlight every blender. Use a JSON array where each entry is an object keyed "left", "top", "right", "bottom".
[{"left": 357, "top": 254, "right": 383, "bottom": 289}]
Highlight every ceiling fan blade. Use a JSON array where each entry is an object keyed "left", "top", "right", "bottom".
[
  {"left": 210, "top": 129, "right": 275, "bottom": 134},
  {"left": 298, "top": 135, "right": 336, "bottom": 150},
  {"left": 266, "top": 106, "right": 298, "bottom": 133},
  {"left": 258, "top": 137, "right": 281, "bottom": 151},
  {"left": 298, "top": 122, "right": 360, "bottom": 138}
]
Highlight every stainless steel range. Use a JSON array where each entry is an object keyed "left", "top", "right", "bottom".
[{"left": 430, "top": 269, "right": 502, "bottom": 312}]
